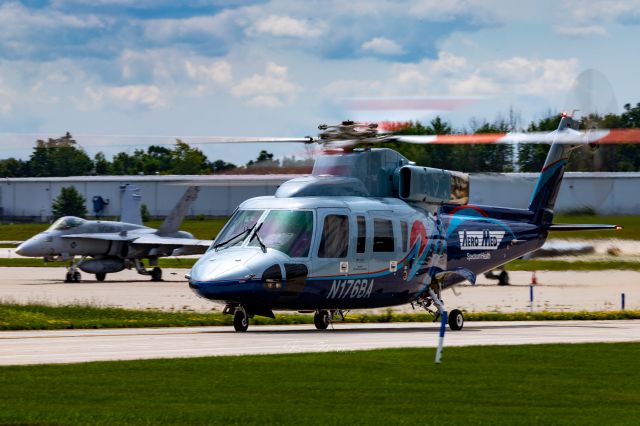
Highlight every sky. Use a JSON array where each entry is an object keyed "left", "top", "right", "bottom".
[{"left": 1, "top": 0, "right": 640, "bottom": 165}]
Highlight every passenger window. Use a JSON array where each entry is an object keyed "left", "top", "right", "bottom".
[
  {"left": 318, "top": 215, "right": 349, "bottom": 258},
  {"left": 356, "top": 216, "right": 366, "bottom": 254},
  {"left": 373, "top": 218, "right": 394, "bottom": 252},
  {"left": 401, "top": 220, "right": 408, "bottom": 252}
]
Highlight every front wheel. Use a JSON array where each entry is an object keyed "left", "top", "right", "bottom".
[
  {"left": 233, "top": 309, "right": 249, "bottom": 332},
  {"left": 448, "top": 309, "right": 464, "bottom": 331},
  {"left": 95, "top": 272, "right": 106, "bottom": 282},
  {"left": 314, "top": 310, "right": 330, "bottom": 330},
  {"left": 150, "top": 267, "right": 162, "bottom": 282},
  {"left": 73, "top": 271, "right": 81, "bottom": 283}
]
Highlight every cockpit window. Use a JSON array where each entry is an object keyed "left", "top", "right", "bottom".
[
  {"left": 213, "top": 209, "right": 264, "bottom": 249},
  {"left": 48, "top": 216, "right": 86, "bottom": 231},
  {"left": 249, "top": 210, "right": 313, "bottom": 258}
]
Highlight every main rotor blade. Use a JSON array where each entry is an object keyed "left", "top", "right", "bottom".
[{"left": 393, "top": 128, "right": 640, "bottom": 145}]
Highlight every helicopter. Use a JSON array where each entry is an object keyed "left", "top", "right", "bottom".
[{"left": 187, "top": 115, "right": 636, "bottom": 332}]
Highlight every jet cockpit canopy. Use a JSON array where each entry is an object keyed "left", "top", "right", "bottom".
[{"left": 48, "top": 216, "right": 87, "bottom": 231}]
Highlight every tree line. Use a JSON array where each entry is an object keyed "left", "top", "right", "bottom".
[
  {"left": 390, "top": 102, "right": 640, "bottom": 172},
  {"left": 2, "top": 102, "right": 640, "bottom": 177}
]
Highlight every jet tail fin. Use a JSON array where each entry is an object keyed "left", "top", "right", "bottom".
[
  {"left": 157, "top": 186, "right": 199, "bottom": 235},
  {"left": 120, "top": 184, "right": 143, "bottom": 225}
]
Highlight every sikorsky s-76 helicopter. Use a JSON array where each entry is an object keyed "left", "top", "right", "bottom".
[{"left": 188, "top": 114, "right": 637, "bottom": 332}]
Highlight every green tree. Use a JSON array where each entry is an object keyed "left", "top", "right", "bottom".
[
  {"left": 247, "top": 150, "right": 280, "bottom": 168},
  {"left": 0, "top": 158, "right": 26, "bottom": 177},
  {"left": 51, "top": 186, "right": 87, "bottom": 219},
  {"left": 26, "top": 133, "right": 93, "bottom": 177},
  {"left": 111, "top": 150, "right": 146, "bottom": 175},
  {"left": 171, "top": 140, "right": 210, "bottom": 174},
  {"left": 212, "top": 159, "right": 237, "bottom": 173},
  {"left": 94, "top": 152, "right": 111, "bottom": 175}
]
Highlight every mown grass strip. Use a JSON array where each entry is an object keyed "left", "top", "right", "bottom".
[
  {"left": 0, "top": 257, "right": 198, "bottom": 268},
  {"left": 505, "top": 259, "right": 640, "bottom": 271},
  {"left": 0, "top": 344, "right": 639, "bottom": 425},
  {"left": 0, "top": 218, "right": 228, "bottom": 242},
  {"left": 2, "top": 257, "right": 638, "bottom": 272},
  {"left": 1, "top": 303, "right": 638, "bottom": 331}
]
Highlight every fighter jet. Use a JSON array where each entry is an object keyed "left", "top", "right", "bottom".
[{"left": 16, "top": 185, "right": 212, "bottom": 282}]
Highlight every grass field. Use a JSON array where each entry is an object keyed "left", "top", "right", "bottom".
[
  {"left": 0, "top": 217, "right": 228, "bottom": 242},
  {"left": 1, "top": 256, "right": 638, "bottom": 272},
  {"left": 1, "top": 215, "right": 639, "bottom": 242},
  {"left": 0, "top": 344, "right": 638, "bottom": 425},
  {"left": 1, "top": 303, "right": 639, "bottom": 331}
]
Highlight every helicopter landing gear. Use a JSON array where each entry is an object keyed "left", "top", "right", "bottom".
[
  {"left": 223, "top": 304, "right": 251, "bottom": 332},
  {"left": 416, "top": 289, "right": 464, "bottom": 331},
  {"left": 314, "top": 310, "right": 331, "bottom": 330},
  {"left": 448, "top": 309, "right": 464, "bottom": 331},
  {"left": 95, "top": 272, "right": 106, "bottom": 282},
  {"left": 64, "top": 257, "right": 86, "bottom": 283},
  {"left": 233, "top": 306, "right": 249, "bottom": 332}
]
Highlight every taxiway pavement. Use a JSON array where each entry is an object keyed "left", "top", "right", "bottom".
[
  {"left": 1, "top": 320, "right": 638, "bottom": 366},
  {"left": 0, "top": 267, "right": 637, "bottom": 312}
]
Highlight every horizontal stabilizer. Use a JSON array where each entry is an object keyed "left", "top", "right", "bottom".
[
  {"left": 548, "top": 224, "right": 622, "bottom": 231},
  {"left": 435, "top": 267, "right": 477, "bottom": 286}
]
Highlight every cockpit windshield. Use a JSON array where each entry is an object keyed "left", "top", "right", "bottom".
[
  {"left": 213, "top": 209, "right": 264, "bottom": 249},
  {"left": 248, "top": 210, "right": 313, "bottom": 257},
  {"left": 48, "top": 216, "right": 86, "bottom": 231}
]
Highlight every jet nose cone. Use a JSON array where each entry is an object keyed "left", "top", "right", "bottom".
[{"left": 15, "top": 238, "right": 41, "bottom": 257}]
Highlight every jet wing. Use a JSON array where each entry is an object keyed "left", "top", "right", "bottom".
[
  {"left": 131, "top": 236, "right": 213, "bottom": 247},
  {"left": 61, "top": 233, "right": 138, "bottom": 242}
]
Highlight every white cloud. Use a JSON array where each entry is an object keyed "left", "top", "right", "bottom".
[
  {"left": 249, "top": 15, "right": 326, "bottom": 38},
  {"left": 231, "top": 62, "right": 299, "bottom": 107},
  {"left": 556, "top": 0, "right": 640, "bottom": 37},
  {"left": 185, "top": 60, "right": 232, "bottom": 84},
  {"left": 554, "top": 25, "right": 608, "bottom": 37},
  {"left": 85, "top": 84, "right": 165, "bottom": 109},
  {"left": 321, "top": 51, "right": 579, "bottom": 100},
  {"left": 361, "top": 37, "right": 405, "bottom": 55},
  {"left": 0, "top": 74, "right": 12, "bottom": 114},
  {"left": 0, "top": 2, "right": 103, "bottom": 33}
]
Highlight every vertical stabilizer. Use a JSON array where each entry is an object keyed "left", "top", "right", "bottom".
[
  {"left": 157, "top": 186, "right": 199, "bottom": 235},
  {"left": 120, "top": 184, "right": 143, "bottom": 225},
  {"left": 528, "top": 115, "right": 580, "bottom": 225}
]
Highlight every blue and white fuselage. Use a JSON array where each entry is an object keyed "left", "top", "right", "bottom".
[{"left": 188, "top": 115, "right": 616, "bottom": 331}]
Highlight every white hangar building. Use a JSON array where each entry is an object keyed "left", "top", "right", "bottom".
[{"left": 1, "top": 172, "right": 639, "bottom": 221}]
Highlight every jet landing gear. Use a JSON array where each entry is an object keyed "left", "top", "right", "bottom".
[
  {"left": 64, "top": 256, "right": 86, "bottom": 283},
  {"left": 133, "top": 260, "right": 163, "bottom": 282}
]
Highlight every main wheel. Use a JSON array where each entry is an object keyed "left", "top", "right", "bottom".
[
  {"left": 448, "top": 309, "right": 464, "bottom": 331},
  {"left": 150, "top": 267, "right": 162, "bottom": 282},
  {"left": 498, "top": 270, "right": 510, "bottom": 286},
  {"left": 73, "top": 271, "right": 81, "bottom": 283},
  {"left": 65, "top": 272, "right": 73, "bottom": 283},
  {"left": 95, "top": 272, "right": 106, "bottom": 282},
  {"left": 233, "top": 309, "right": 249, "bottom": 332},
  {"left": 314, "top": 310, "right": 330, "bottom": 330}
]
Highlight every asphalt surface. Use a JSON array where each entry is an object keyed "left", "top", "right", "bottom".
[
  {"left": 1, "top": 320, "right": 639, "bottom": 366},
  {"left": 0, "top": 267, "right": 637, "bottom": 312}
]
